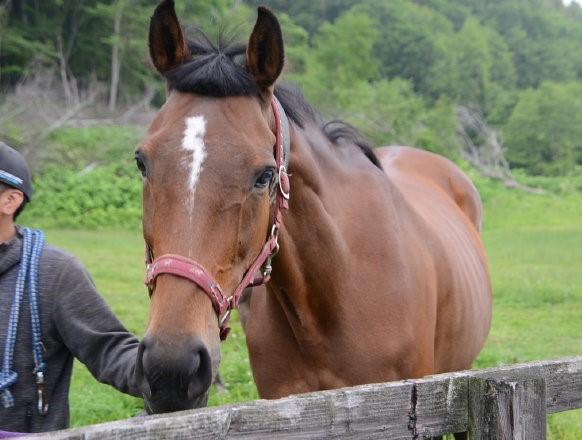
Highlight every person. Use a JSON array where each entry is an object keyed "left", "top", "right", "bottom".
[{"left": 0, "top": 142, "right": 141, "bottom": 434}]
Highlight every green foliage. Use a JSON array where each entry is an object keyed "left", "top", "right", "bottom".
[
  {"left": 46, "top": 125, "right": 141, "bottom": 169},
  {"left": 430, "top": 18, "right": 516, "bottom": 120},
  {"left": 13, "top": 124, "right": 143, "bottom": 229},
  {"left": 277, "top": 13, "right": 309, "bottom": 74},
  {"left": 246, "top": 0, "right": 359, "bottom": 35},
  {"left": 504, "top": 82, "right": 582, "bottom": 176},
  {"left": 339, "top": 79, "right": 460, "bottom": 158},
  {"left": 20, "top": 163, "right": 142, "bottom": 229},
  {"left": 354, "top": 0, "right": 454, "bottom": 97},
  {"left": 84, "top": 1, "right": 154, "bottom": 98},
  {"left": 312, "top": 12, "right": 380, "bottom": 86},
  {"left": 478, "top": 3, "right": 582, "bottom": 89},
  {"left": 292, "top": 8, "right": 460, "bottom": 158},
  {"left": 0, "top": 0, "right": 245, "bottom": 97},
  {"left": 3, "top": 0, "right": 582, "bottom": 181},
  {"left": 293, "top": 11, "right": 380, "bottom": 113}
]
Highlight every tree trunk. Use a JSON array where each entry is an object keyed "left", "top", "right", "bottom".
[
  {"left": 109, "top": 1, "right": 124, "bottom": 112},
  {"left": 56, "top": 36, "right": 74, "bottom": 108}
]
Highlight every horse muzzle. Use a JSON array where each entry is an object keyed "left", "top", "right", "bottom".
[{"left": 136, "top": 334, "right": 213, "bottom": 413}]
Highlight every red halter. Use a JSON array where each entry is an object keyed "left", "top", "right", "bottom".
[{"left": 144, "top": 97, "right": 290, "bottom": 340}]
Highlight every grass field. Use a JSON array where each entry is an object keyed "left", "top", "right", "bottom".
[{"left": 40, "top": 179, "right": 581, "bottom": 437}]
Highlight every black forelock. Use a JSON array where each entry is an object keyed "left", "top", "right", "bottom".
[{"left": 164, "top": 31, "right": 259, "bottom": 98}]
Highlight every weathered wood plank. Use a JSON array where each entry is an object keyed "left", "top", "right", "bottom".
[
  {"left": 226, "top": 382, "right": 413, "bottom": 439},
  {"left": 413, "top": 375, "right": 469, "bottom": 438},
  {"left": 414, "top": 356, "right": 582, "bottom": 437},
  {"left": 24, "top": 356, "right": 582, "bottom": 440},
  {"left": 407, "top": 356, "right": 582, "bottom": 437},
  {"left": 30, "top": 381, "right": 415, "bottom": 440},
  {"left": 468, "top": 378, "right": 546, "bottom": 440},
  {"left": 467, "top": 356, "right": 582, "bottom": 414}
]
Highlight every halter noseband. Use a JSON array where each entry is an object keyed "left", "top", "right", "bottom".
[{"left": 144, "top": 97, "right": 291, "bottom": 340}]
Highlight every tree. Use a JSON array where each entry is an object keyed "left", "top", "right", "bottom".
[
  {"left": 430, "top": 17, "right": 516, "bottom": 121},
  {"left": 86, "top": 0, "right": 153, "bottom": 110},
  {"left": 504, "top": 82, "right": 582, "bottom": 175},
  {"left": 109, "top": 0, "right": 125, "bottom": 111},
  {"left": 337, "top": 79, "right": 460, "bottom": 158},
  {"left": 293, "top": 10, "right": 380, "bottom": 113},
  {"left": 245, "top": 0, "right": 360, "bottom": 35},
  {"left": 277, "top": 13, "right": 309, "bottom": 75},
  {"left": 354, "top": 0, "right": 455, "bottom": 98},
  {"left": 479, "top": 2, "right": 581, "bottom": 88}
]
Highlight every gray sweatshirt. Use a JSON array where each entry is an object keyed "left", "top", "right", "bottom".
[{"left": 0, "top": 228, "right": 141, "bottom": 433}]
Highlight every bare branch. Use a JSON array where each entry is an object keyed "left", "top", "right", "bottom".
[{"left": 456, "top": 106, "right": 543, "bottom": 194}]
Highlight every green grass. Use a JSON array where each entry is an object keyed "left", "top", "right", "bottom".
[{"left": 39, "top": 180, "right": 581, "bottom": 436}]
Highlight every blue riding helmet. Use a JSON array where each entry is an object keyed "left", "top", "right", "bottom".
[{"left": 0, "top": 142, "right": 33, "bottom": 201}]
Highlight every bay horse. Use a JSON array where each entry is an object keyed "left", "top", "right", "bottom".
[{"left": 135, "top": 1, "right": 492, "bottom": 432}]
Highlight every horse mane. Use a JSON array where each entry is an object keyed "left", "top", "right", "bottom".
[
  {"left": 163, "top": 29, "right": 382, "bottom": 170},
  {"left": 322, "top": 121, "right": 383, "bottom": 169}
]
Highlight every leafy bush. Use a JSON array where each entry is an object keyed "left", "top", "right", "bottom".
[
  {"left": 20, "top": 163, "right": 142, "bottom": 229},
  {"left": 504, "top": 82, "right": 582, "bottom": 176},
  {"left": 46, "top": 125, "right": 142, "bottom": 169},
  {"left": 15, "top": 125, "right": 143, "bottom": 229}
]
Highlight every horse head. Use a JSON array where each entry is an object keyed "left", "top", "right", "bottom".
[{"left": 134, "top": 0, "right": 286, "bottom": 414}]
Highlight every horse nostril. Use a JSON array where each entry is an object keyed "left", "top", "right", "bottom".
[{"left": 187, "top": 339, "right": 212, "bottom": 400}]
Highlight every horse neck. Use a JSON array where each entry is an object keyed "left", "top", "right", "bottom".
[{"left": 268, "top": 122, "right": 379, "bottom": 347}]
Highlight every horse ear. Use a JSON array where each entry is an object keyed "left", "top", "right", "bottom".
[
  {"left": 246, "top": 7, "right": 285, "bottom": 91},
  {"left": 149, "top": 0, "right": 191, "bottom": 74}
]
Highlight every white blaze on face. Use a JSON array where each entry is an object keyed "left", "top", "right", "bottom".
[{"left": 182, "top": 116, "right": 207, "bottom": 199}]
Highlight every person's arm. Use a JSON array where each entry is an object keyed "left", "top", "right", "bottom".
[{"left": 52, "top": 255, "right": 142, "bottom": 397}]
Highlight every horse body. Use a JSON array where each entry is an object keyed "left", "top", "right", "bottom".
[
  {"left": 137, "top": 0, "right": 492, "bottom": 414},
  {"left": 246, "top": 131, "right": 491, "bottom": 397}
]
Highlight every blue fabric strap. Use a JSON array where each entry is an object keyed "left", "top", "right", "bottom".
[
  {"left": 28, "top": 230, "right": 45, "bottom": 375},
  {"left": 0, "top": 228, "right": 45, "bottom": 410}
]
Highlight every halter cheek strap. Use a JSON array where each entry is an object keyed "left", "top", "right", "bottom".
[{"left": 145, "top": 96, "right": 291, "bottom": 340}]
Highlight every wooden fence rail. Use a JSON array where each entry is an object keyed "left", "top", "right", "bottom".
[{"left": 28, "top": 356, "right": 582, "bottom": 440}]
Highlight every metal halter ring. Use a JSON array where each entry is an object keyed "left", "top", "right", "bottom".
[
  {"left": 278, "top": 165, "right": 290, "bottom": 200},
  {"left": 270, "top": 224, "right": 279, "bottom": 240}
]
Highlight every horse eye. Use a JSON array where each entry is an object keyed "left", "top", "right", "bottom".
[
  {"left": 255, "top": 168, "right": 275, "bottom": 189},
  {"left": 135, "top": 152, "right": 147, "bottom": 177}
]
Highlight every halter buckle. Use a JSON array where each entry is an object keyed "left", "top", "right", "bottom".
[
  {"left": 262, "top": 227, "right": 281, "bottom": 278},
  {"left": 262, "top": 259, "right": 273, "bottom": 278}
]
